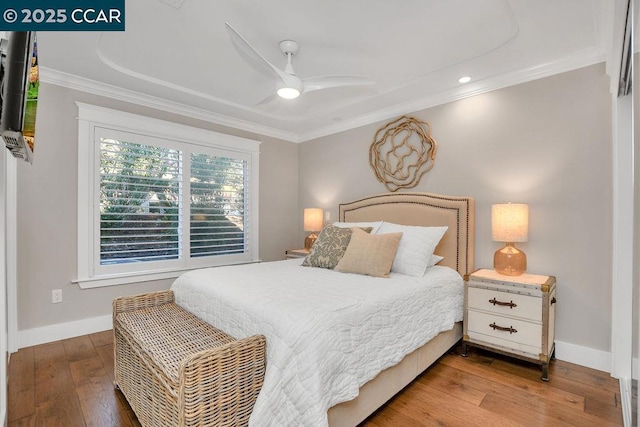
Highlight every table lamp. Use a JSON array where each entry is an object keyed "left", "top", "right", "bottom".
[
  {"left": 304, "top": 208, "right": 323, "bottom": 250},
  {"left": 492, "top": 203, "right": 528, "bottom": 276}
]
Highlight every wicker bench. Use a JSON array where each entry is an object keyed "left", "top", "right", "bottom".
[{"left": 113, "top": 290, "right": 266, "bottom": 427}]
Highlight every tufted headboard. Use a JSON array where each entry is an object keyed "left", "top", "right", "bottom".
[{"left": 339, "top": 192, "right": 475, "bottom": 277}]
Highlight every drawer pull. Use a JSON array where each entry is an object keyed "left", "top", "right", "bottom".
[
  {"left": 488, "top": 298, "right": 517, "bottom": 309},
  {"left": 489, "top": 322, "right": 518, "bottom": 334}
]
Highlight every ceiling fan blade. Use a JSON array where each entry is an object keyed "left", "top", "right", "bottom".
[
  {"left": 225, "top": 22, "right": 288, "bottom": 82},
  {"left": 302, "top": 75, "right": 375, "bottom": 93}
]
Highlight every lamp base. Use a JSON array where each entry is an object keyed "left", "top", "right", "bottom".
[
  {"left": 304, "top": 233, "right": 318, "bottom": 250},
  {"left": 494, "top": 242, "right": 526, "bottom": 276}
]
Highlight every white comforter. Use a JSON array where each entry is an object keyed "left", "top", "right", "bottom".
[{"left": 171, "top": 259, "right": 463, "bottom": 427}]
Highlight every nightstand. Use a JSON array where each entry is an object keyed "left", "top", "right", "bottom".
[
  {"left": 285, "top": 249, "right": 309, "bottom": 259},
  {"left": 462, "top": 268, "right": 556, "bottom": 381}
]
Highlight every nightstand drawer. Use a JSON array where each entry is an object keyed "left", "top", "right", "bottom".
[
  {"left": 467, "top": 310, "right": 542, "bottom": 353},
  {"left": 467, "top": 286, "right": 541, "bottom": 322}
]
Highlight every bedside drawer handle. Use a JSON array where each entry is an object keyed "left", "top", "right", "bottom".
[
  {"left": 488, "top": 298, "right": 517, "bottom": 309},
  {"left": 489, "top": 323, "right": 518, "bottom": 334}
]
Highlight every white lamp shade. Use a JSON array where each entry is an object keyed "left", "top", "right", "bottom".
[
  {"left": 492, "top": 203, "right": 529, "bottom": 242},
  {"left": 304, "top": 208, "right": 323, "bottom": 231}
]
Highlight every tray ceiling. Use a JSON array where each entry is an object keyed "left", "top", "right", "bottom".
[{"left": 37, "top": 0, "right": 610, "bottom": 142}]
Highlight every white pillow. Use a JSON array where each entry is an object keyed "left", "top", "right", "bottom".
[
  {"left": 333, "top": 221, "right": 383, "bottom": 234},
  {"left": 428, "top": 254, "right": 444, "bottom": 267},
  {"left": 376, "top": 222, "right": 447, "bottom": 277}
]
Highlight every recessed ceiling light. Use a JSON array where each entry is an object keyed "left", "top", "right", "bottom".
[{"left": 458, "top": 76, "right": 471, "bottom": 84}]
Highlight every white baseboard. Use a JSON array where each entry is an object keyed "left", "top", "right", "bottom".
[
  {"left": 554, "top": 340, "right": 612, "bottom": 373},
  {"left": 17, "top": 315, "right": 112, "bottom": 349}
]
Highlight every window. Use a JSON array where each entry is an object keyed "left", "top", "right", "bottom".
[{"left": 77, "top": 104, "right": 260, "bottom": 288}]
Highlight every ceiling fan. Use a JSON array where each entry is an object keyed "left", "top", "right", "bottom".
[{"left": 225, "top": 23, "right": 375, "bottom": 102}]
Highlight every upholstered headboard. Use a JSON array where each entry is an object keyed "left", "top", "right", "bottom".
[{"left": 339, "top": 192, "right": 475, "bottom": 276}]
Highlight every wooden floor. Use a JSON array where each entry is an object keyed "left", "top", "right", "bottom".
[{"left": 8, "top": 331, "right": 623, "bottom": 426}]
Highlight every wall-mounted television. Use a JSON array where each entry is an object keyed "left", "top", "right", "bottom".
[{"left": 0, "top": 31, "right": 38, "bottom": 163}]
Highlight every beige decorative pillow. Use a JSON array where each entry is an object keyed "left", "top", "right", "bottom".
[{"left": 334, "top": 228, "right": 403, "bottom": 278}]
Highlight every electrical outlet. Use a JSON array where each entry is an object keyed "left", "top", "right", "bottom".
[
  {"left": 325, "top": 211, "right": 331, "bottom": 221},
  {"left": 52, "top": 289, "right": 62, "bottom": 304}
]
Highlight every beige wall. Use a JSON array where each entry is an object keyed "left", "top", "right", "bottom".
[
  {"left": 16, "top": 83, "right": 299, "bottom": 331},
  {"left": 16, "top": 63, "right": 615, "bottom": 356},
  {"left": 299, "top": 63, "right": 613, "bottom": 353}
]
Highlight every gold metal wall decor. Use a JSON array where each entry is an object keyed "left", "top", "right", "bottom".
[{"left": 369, "top": 115, "right": 438, "bottom": 192}]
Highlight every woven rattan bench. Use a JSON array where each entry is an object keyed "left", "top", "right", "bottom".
[{"left": 113, "top": 290, "right": 266, "bottom": 427}]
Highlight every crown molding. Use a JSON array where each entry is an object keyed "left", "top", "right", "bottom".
[
  {"left": 40, "top": 44, "right": 605, "bottom": 144},
  {"left": 39, "top": 67, "right": 301, "bottom": 143},
  {"left": 297, "top": 46, "right": 607, "bottom": 142}
]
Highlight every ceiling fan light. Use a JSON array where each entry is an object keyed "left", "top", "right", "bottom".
[{"left": 277, "top": 87, "right": 300, "bottom": 99}]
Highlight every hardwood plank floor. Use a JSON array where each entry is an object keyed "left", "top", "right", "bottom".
[{"left": 8, "top": 331, "right": 622, "bottom": 426}]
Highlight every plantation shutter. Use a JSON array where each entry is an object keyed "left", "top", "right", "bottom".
[
  {"left": 190, "top": 153, "right": 248, "bottom": 257},
  {"left": 99, "top": 138, "right": 182, "bottom": 265}
]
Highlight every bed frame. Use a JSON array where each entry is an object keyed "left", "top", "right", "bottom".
[{"left": 328, "top": 192, "right": 475, "bottom": 426}]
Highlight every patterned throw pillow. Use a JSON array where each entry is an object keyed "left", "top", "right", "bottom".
[{"left": 302, "top": 225, "right": 365, "bottom": 269}]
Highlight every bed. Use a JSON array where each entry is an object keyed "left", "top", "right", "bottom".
[{"left": 171, "top": 192, "right": 475, "bottom": 426}]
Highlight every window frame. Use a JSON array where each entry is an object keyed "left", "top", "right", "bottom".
[{"left": 76, "top": 103, "right": 260, "bottom": 289}]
